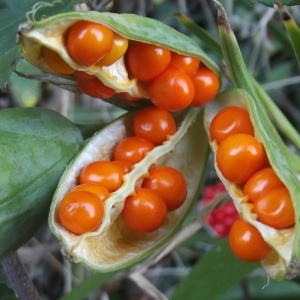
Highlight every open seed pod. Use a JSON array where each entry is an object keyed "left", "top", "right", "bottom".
[
  {"left": 17, "top": 11, "right": 220, "bottom": 107},
  {"left": 49, "top": 107, "right": 209, "bottom": 271},
  {"left": 204, "top": 88, "right": 300, "bottom": 280}
]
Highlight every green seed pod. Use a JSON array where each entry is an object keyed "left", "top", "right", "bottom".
[
  {"left": 17, "top": 11, "right": 221, "bottom": 100},
  {"left": 49, "top": 107, "right": 209, "bottom": 272},
  {"left": 204, "top": 88, "right": 300, "bottom": 280},
  {"left": 0, "top": 108, "right": 83, "bottom": 260}
]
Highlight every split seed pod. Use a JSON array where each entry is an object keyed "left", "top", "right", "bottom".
[
  {"left": 0, "top": 108, "right": 83, "bottom": 260},
  {"left": 49, "top": 107, "right": 209, "bottom": 271},
  {"left": 204, "top": 88, "right": 300, "bottom": 280},
  {"left": 17, "top": 11, "right": 220, "bottom": 103}
]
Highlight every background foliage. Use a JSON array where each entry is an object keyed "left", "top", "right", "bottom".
[{"left": 0, "top": 0, "right": 300, "bottom": 299}]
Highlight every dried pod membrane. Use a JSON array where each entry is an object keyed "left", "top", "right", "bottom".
[
  {"left": 0, "top": 108, "right": 83, "bottom": 260},
  {"left": 204, "top": 88, "right": 300, "bottom": 280},
  {"left": 49, "top": 107, "right": 209, "bottom": 271},
  {"left": 17, "top": 11, "right": 220, "bottom": 105}
]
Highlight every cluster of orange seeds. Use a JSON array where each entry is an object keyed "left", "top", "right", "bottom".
[
  {"left": 42, "top": 20, "right": 219, "bottom": 111},
  {"left": 210, "top": 106, "right": 295, "bottom": 262},
  {"left": 58, "top": 107, "right": 188, "bottom": 235}
]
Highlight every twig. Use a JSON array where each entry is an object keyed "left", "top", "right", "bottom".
[
  {"left": 1, "top": 251, "right": 40, "bottom": 300},
  {"left": 129, "top": 272, "right": 168, "bottom": 300}
]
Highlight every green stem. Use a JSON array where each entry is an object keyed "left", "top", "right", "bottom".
[
  {"left": 277, "top": 2, "right": 300, "bottom": 66},
  {"left": 214, "top": 1, "right": 258, "bottom": 98},
  {"left": 177, "top": 2, "right": 300, "bottom": 152},
  {"left": 252, "top": 78, "right": 300, "bottom": 152},
  {"left": 214, "top": 0, "right": 300, "bottom": 154},
  {"left": 171, "top": 13, "right": 223, "bottom": 57}
]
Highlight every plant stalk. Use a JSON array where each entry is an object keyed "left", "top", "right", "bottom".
[
  {"left": 1, "top": 251, "right": 40, "bottom": 300},
  {"left": 214, "top": 0, "right": 300, "bottom": 153},
  {"left": 252, "top": 78, "right": 300, "bottom": 152},
  {"left": 180, "top": 1, "right": 300, "bottom": 150}
]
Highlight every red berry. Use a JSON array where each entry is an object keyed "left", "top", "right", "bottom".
[
  {"left": 201, "top": 182, "right": 239, "bottom": 238},
  {"left": 203, "top": 187, "right": 216, "bottom": 201}
]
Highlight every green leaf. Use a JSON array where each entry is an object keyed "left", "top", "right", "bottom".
[
  {"left": 59, "top": 271, "right": 119, "bottom": 300},
  {"left": 278, "top": 4, "right": 300, "bottom": 66},
  {"left": 0, "top": 0, "right": 83, "bottom": 91},
  {"left": 0, "top": 107, "right": 83, "bottom": 260},
  {"left": 170, "top": 238, "right": 259, "bottom": 300},
  {"left": 248, "top": 0, "right": 300, "bottom": 6},
  {"left": 0, "top": 48, "right": 19, "bottom": 92},
  {"left": 8, "top": 59, "right": 43, "bottom": 107},
  {"left": 214, "top": 1, "right": 257, "bottom": 98},
  {"left": 221, "top": 276, "right": 300, "bottom": 299},
  {"left": 0, "top": 283, "right": 18, "bottom": 300},
  {"left": 252, "top": 79, "right": 300, "bottom": 154},
  {"left": 171, "top": 13, "right": 222, "bottom": 57}
]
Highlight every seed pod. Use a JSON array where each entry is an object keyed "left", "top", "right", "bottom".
[
  {"left": 17, "top": 11, "right": 220, "bottom": 108},
  {"left": 0, "top": 108, "right": 83, "bottom": 260},
  {"left": 49, "top": 107, "right": 209, "bottom": 271},
  {"left": 204, "top": 88, "right": 300, "bottom": 280}
]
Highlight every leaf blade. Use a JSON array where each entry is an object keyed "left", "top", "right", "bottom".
[
  {"left": 0, "top": 107, "right": 83, "bottom": 260},
  {"left": 170, "top": 238, "right": 259, "bottom": 300},
  {"left": 248, "top": 0, "right": 300, "bottom": 6},
  {"left": 278, "top": 3, "right": 300, "bottom": 66},
  {"left": 59, "top": 271, "right": 119, "bottom": 300},
  {"left": 171, "top": 13, "right": 222, "bottom": 57}
]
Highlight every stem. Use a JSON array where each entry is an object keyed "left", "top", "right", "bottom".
[
  {"left": 240, "top": 279, "right": 251, "bottom": 300},
  {"left": 171, "top": 13, "right": 223, "bottom": 57},
  {"left": 214, "top": 0, "right": 258, "bottom": 98},
  {"left": 1, "top": 252, "right": 40, "bottom": 300},
  {"left": 277, "top": 2, "right": 300, "bottom": 66},
  {"left": 214, "top": 0, "right": 300, "bottom": 153},
  {"left": 252, "top": 78, "right": 300, "bottom": 152},
  {"left": 182, "top": 1, "right": 300, "bottom": 152}
]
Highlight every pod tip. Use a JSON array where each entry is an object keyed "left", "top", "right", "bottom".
[
  {"left": 213, "top": 0, "right": 232, "bottom": 33},
  {"left": 276, "top": 2, "right": 291, "bottom": 22}
]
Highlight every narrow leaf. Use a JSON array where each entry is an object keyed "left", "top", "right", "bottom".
[
  {"left": 214, "top": 0, "right": 257, "bottom": 98},
  {"left": 248, "top": 0, "right": 300, "bottom": 6},
  {"left": 252, "top": 79, "right": 300, "bottom": 153},
  {"left": 59, "top": 271, "right": 119, "bottom": 300},
  {"left": 8, "top": 59, "right": 43, "bottom": 107},
  {"left": 0, "top": 283, "right": 18, "bottom": 300},
  {"left": 278, "top": 3, "right": 300, "bottom": 65},
  {"left": 171, "top": 13, "right": 222, "bottom": 57},
  {"left": 170, "top": 238, "right": 259, "bottom": 300}
]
